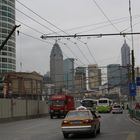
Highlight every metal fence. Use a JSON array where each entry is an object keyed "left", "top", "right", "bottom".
[{"left": 128, "top": 108, "right": 140, "bottom": 121}]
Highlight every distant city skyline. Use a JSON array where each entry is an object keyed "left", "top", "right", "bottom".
[{"left": 15, "top": 0, "right": 140, "bottom": 74}]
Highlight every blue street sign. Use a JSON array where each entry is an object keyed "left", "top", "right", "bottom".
[
  {"left": 136, "top": 77, "right": 140, "bottom": 86},
  {"left": 129, "top": 83, "right": 136, "bottom": 96}
]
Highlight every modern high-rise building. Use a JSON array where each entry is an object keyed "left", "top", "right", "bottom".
[
  {"left": 107, "top": 64, "right": 121, "bottom": 89},
  {"left": 121, "top": 40, "right": 130, "bottom": 66},
  {"left": 75, "top": 67, "right": 86, "bottom": 93},
  {"left": 50, "top": 42, "right": 64, "bottom": 93},
  {"left": 0, "top": 0, "right": 16, "bottom": 73},
  {"left": 88, "top": 64, "right": 101, "bottom": 89},
  {"left": 121, "top": 40, "right": 130, "bottom": 95},
  {"left": 63, "top": 58, "right": 75, "bottom": 92}
]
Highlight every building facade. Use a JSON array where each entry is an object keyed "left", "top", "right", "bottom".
[
  {"left": 0, "top": 0, "right": 16, "bottom": 73},
  {"left": 107, "top": 64, "right": 121, "bottom": 89},
  {"left": 121, "top": 40, "right": 130, "bottom": 95},
  {"left": 0, "top": 72, "right": 43, "bottom": 99},
  {"left": 75, "top": 67, "right": 86, "bottom": 93},
  {"left": 88, "top": 64, "right": 101, "bottom": 89},
  {"left": 121, "top": 40, "right": 130, "bottom": 66},
  {"left": 50, "top": 42, "right": 64, "bottom": 93},
  {"left": 63, "top": 58, "right": 75, "bottom": 93}
]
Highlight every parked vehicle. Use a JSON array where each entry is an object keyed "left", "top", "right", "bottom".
[
  {"left": 112, "top": 104, "right": 123, "bottom": 114},
  {"left": 61, "top": 109, "right": 101, "bottom": 138},
  {"left": 49, "top": 94, "right": 75, "bottom": 119}
]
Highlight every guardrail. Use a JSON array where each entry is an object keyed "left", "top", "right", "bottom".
[{"left": 128, "top": 108, "right": 140, "bottom": 121}]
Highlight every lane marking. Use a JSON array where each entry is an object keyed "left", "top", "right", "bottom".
[{"left": 127, "top": 132, "right": 136, "bottom": 140}]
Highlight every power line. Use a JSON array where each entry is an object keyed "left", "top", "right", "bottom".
[
  {"left": 17, "top": 31, "right": 53, "bottom": 45},
  {"left": 16, "top": 8, "right": 57, "bottom": 34},
  {"left": 16, "top": 0, "right": 94, "bottom": 64},
  {"left": 16, "top": 19, "right": 45, "bottom": 35},
  {"left": 92, "top": 0, "right": 120, "bottom": 32},
  {"left": 16, "top": 0, "right": 69, "bottom": 35}
]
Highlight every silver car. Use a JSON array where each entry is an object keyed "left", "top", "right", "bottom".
[{"left": 112, "top": 104, "right": 123, "bottom": 114}]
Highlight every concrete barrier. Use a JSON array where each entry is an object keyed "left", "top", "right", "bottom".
[{"left": 0, "top": 99, "right": 49, "bottom": 122}]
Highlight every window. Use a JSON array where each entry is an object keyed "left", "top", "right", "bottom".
[
  {"left": 2, "top": 58, "right": 7, "bottom": 62},
  {"left": 2, "top": 64, "right": 7, "bottom": 68}
]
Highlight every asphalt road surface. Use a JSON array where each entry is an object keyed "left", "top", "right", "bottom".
[{"left": 0, "top": 111, "right": 140, "bottom": 140}]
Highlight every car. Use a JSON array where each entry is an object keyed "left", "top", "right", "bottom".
[
  {"left": 61, "top": 109, "right": 101, "bottom": 138},
  {"left": 112, "top": 104, "right": 123, "bottom": 114}
]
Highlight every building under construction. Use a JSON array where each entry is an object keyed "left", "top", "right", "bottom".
[{"left": 0, "top": 72, "right": 43, "bottom": 99}]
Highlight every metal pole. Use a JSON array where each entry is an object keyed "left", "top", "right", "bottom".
[
  {"left": 0, "top": 25, "right": 20, "bottom": 51},
  {"left": 41, "top": 32, "right": 140, "bottom": 39}
]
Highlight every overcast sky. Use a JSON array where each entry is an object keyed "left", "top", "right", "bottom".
[{"left": 16, "top": 0, "right": 140, "bottom": 75}]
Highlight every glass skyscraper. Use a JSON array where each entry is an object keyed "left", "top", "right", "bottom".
[
  {"left": 0, "top": 0, "right": 16, "bottom": 73},
  {"left": 63, "top": 58, "right": 75, "bottom": 92}
]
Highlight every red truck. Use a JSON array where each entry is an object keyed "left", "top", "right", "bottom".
[{"left": 49, "top": 94, "right": 75, "bottom": 119}]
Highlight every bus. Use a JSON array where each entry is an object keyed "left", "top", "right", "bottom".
[
  {"left": 96, "top": 98, "right": 112, "bottom": 113},
  {"left": 80, "top": 98, "right": 97, "bottom": 113}
]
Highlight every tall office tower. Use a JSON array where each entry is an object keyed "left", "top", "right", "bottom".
[
  {"left": 88, "top": 64, "right": 102, "bottom": 90},
  {"left": 121, "top": 40, "right": 130, "bottom": 66},
  {"left": 0, "top": 0, "right": 16, "bottom": 73},
  {"left": 50, "top": 42, "right": 64, "bottom": 93},
  {"left": 107, "top": 64, "right": 121, "bottom": 89},
  {"left": 63, "top": 58, "right": 75, "bottom": 92},
  {"left": 75, "top": 67, "right": 86, "bottom": 93},
  {"left": 121, "top": 40, "right": 130, "bottom": 95}
]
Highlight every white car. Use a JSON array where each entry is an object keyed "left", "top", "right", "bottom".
[{"left": 112, "top": 104, "right": 123, "bottom": 114}]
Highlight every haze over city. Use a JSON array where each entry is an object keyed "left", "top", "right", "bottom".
[{"left": 16, "top": 0, "right": 140, "bottom": 75}]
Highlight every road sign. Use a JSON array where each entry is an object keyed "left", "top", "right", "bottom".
[
  {"left": 129, "top": 83, "right": 136, "bottom": 96},
  {"left": 136, "top": 77, "right": 140, "bottom": 86}
]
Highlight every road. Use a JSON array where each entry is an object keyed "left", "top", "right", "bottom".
[{"left": 0, "top": 111, "right": 139, "bottom": 140}]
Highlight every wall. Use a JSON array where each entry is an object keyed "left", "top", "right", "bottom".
[{"left": 0, "top": 99, "right": 49, "bottom": 121}]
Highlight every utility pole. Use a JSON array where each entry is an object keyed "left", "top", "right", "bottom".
[
  {"left": 129, "top": 0, "right": 135, "bottom": 109},
  {"left": 0, "top": 25, "right": 20, "bottom": 51}
]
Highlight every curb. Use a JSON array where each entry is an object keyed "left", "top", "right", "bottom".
[{"left": 127, "top": 114, "right": 140, "bottom": 127}]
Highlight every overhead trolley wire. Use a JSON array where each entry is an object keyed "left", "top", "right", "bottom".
[{"left": 16, "top": 0, "right": 94, "bottom": 65}]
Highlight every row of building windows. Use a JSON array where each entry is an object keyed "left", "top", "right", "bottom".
[
  {"left": 0, "top": 69, "right": 15, "bottom": 73},
  {"left": 0, "top": 5, "right": 15, "bottom": 14},
  {"left": 0, "top": 34, "right": 15, "bottom": 41},
  {"left": 0, "top": 39, "right": 15, "bottom": 47},
  {"left": 0, "top": 58, "right": 16, "bottom": 64},
  {"left": 0, "top": 22, "right": 14, "bottom": 29},
  {"left": 0, "top": 46, "right": 15, "bottom": 53},
  {"left": 0, "top": 51, "right": 15, "bottom": 57},
  {"left": 0, "top": 16, "right": 15, "bottom": 24},
  {"left": 0, "top": 11, "right": 15, "bottom": 19},
  {"left": 0, "top": 27, "right": 16, "bottom": 35},
  {"left": 0, "top": 0, "right": 15, "bottom": 7},
  {"left": 0, "top": 63, "right": 16, "bottom": 69}
]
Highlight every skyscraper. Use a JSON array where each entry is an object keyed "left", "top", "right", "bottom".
[
  {"left": 63, "top": 58, "right": 75, "bottom": 92},
  {"left": 0, "top": 0, "right": 16, "bottom": 73},
  {"left": 88, "top": 64, "right": 101, "bottom": 89},
  {"left": 121, "top": 40, "right": 130, "bottom": 95},
  {"left": 107, "top": 64, "right": 121, "bottom": 88},
  {"left": 121, "top": 40, "right": 130, "bottom": 66},
  {"left": 75, "top": 67, "right": 86, "bottom": 93},
  {"left": 50, "top": 42, "right": 64, "bottom": 93}
]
